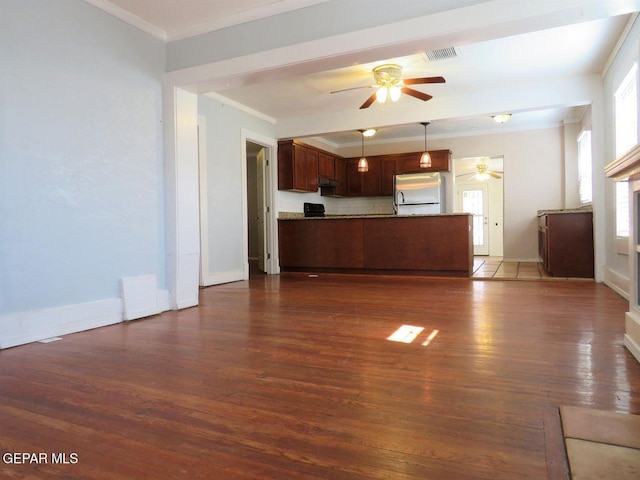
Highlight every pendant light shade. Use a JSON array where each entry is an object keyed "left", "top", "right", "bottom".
[
  {"left": 358, "top": 130, "right": 369, "bottom": 172},
  {"left": 419, "top": 122, "right": 432, "bottom": 168}
]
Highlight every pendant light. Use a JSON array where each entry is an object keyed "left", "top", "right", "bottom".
[
  {"left": 419, "top": 122, "right": 431, "bottom": 168},
  {"left": 357, "top": 129, "right": 369, "bottom": 172}
]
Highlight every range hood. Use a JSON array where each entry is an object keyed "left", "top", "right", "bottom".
[{"left": 318, "top": 176, "right": 340, "bottom": 187}]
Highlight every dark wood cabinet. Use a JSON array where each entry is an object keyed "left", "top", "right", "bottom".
[
  {"left": 538, "top": 211, "right": 594, "bottom": 278},
  {"left": 398, "top": 150, "right": 451, "bottom": 173},
  {"left": 333, "top": 157, "right": 347, "bottom": 196},
  {"left": 344, "top": 157, "right": 382, "bottom": 196},
  {"left": 278, "top": 215, "right": 473, "bottom": 277},
  {"left": 381, "top": 156, "right": 400, "bottom": 195},
  {"left": 278, "top": 140, "right": 318, "bottom": 192},
  {"left": 318, "top": 151, "right": 335, "bottom": 180},
  {"left": 279, "top": 139, "right": 451, "bottom": 197}
]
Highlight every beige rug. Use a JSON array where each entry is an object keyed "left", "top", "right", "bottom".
[{"left": 560, "top": 406, "right": 640, "bottom": 479}]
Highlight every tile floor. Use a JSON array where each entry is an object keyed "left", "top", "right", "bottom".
[
  {"left": 472, "top": 256, "right": 593, "bottom": 281},
  {"left": 560, "top": 406, "right": 640, "bottom": 479}
]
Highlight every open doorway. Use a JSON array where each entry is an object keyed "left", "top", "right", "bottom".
[
  {"left": 453, "top": 156, "right": 504, "bottom": 257},
  {"left": 246, "top": 141, "right": 267, "bottom": 277},
  {"left": 198, "top": 118, "right": 278, "bottom": 286},
  {"left": 241, "top": 130, "right": 278, "bottom": 280}
]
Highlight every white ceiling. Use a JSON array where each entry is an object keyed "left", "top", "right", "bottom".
[{"left": 88, "top": 0, "right": 637, "bottom": 147}]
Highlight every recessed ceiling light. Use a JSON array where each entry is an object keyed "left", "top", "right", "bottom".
[
  {"left": 362, "top": 128, "right": 377, "bottom": 137},
  {"left": 492, "top": 114, "right": 512, "bottom": 124}
]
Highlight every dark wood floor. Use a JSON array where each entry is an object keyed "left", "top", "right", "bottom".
[{"left": 1, "top": 274, "right": 639, "bottom": 479}]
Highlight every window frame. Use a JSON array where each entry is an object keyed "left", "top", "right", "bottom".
[{"left": 614, "top": 62, "right": 639, "bottom": 252}]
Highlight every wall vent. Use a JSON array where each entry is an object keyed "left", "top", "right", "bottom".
[{"left": 423, "top": 47, "right": 458, "bottom": 62}]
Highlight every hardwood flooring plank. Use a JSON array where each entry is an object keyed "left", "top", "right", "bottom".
[{"left": 1, "top": 275, "right": 638, "bottom": 479}]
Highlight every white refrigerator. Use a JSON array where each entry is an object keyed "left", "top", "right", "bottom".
[{"left": 393, "top": 172, "right": 444, "bottom": 215}]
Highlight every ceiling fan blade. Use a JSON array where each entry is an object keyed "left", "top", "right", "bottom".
[
  {"left": 359, "top": 92, "right": 378, "bottom": 109},
  {"left": 489, "top": 172, "right": 502, "bottom": 179},
  {"left": 403, "top": 76, "right": 446, "bottom": 85},
  {"left": 456, "top": 172, "right": 474, "bottom": 177},
  {"left": 330, "top": 85, "right": 375, "bottom": 94},
  {"left": 401, "top": 87, "right": 432, "bottom": 102}
]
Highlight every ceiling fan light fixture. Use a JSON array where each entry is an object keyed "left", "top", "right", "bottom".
[
  {"left": 376, "top": 87, "right": 388, "bottom": 103},
  {"left": 492, "top": 113, "right": 511, "bottom": 124},
  {"left": 389, "top": 85, "right": 402, "bottom": 102},
  {"left": 475, "top": 163, "right": 490, "bottom": 181}
]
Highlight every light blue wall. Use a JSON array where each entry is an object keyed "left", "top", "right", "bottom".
[
  {"left": 197, "top": 96, "right": 275, "bottom": 275},
  {"left": 0, "top": 0, "right": 166, "bottom": 315}
]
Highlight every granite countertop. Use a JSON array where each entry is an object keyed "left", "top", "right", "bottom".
[
  {"left": 537, "top": 207, "right": 593, "bottom": 216},
  {"left": 278, "top": 212, "right": 471, "bottom": 220}
]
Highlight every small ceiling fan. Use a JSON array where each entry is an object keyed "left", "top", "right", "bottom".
[
  {"left": 457, "top": 163, "right": 503, "bottom": 181},
  {"left": 331, "top": 64, "right": 445, "bottom": 109}
]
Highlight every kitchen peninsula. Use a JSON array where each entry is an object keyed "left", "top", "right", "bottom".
[{"left": 278, "top": 213, "right": 473, "bottom": 277}]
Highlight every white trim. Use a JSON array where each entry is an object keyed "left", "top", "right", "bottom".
[
  {"left": 0, "top": 295, "right": 162, "bottom": 350},
  {"left": 83, "top": 0, "right": 167, "bottom": 41},
  {"left": 624, "top": 308, "right": 640, "bottom": 362},
  {"left": 240, "top": 129, "right": 280, "bottom": 275},
  {"left": 204, "top": 92, "right": 276, "bottom": 125},
  {"left": 603, "top": 14, "right": 639, "bottom": 79},
  {"left": 198, "top": 114, "right": 209, "bottom": 287},
  {"left": 240, "top": 134, "right": 250, "bottom": 280},
  {"left": 201, "top": 270, "right": 246, "bottom": 287},
  {"left": 624, "top": 333, "right": 640, "bottom": 363},
  {"left": 603, "top": 267, "right": 630, "bottom": 300},
  {"left": 164, "top": 87, "right": 201, "bottom": 310}
]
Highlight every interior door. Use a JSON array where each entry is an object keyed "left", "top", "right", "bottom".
[
  {"left": 256, "top": 148, "right": 267, "bottom": 272},
  {"left": 458, "top": 184, "right": 489, "bottom": 255}
]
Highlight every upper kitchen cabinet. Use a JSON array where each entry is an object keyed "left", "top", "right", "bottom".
[
  {"left": 381, "top": 156, "right": 400, "bottom": 195},
  {"left": 321, "top": 157, "right": 347, "bottom": 197},
  {"left": 345, "top": 157, "right": 382, "bottom": 196},
  {"left": 318, "top": 151, "right": 336, "bottom": 180},
  {"left": 399, "top": 150, "right": 451, "bottom": 174},
  {"left": 278, "top": 140, "right": 319, "bottom": 192}
]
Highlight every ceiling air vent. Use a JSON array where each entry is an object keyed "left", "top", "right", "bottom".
[{"left": 423, "top": 47, "right": 458, "bottom": 62}]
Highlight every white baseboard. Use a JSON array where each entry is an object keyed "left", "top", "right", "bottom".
[
  {"left": 624, "top": 334, "right": 640, "bottom": 364},
  {"left": 201, "top": 269, "right": 245, "bottom": 287},
  {"left": 603, "top": 267, "right": 629, "bottom": 300},
  {"left": 0, "top": 290, "right": 171, "bottom": 349},
  {"left": 121, "top": 274, "right": 162, "bottom": 321}
]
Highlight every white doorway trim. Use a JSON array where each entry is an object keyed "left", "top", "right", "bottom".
[
  {"left": 240, "top": 129, "right": 279, "bottom": 277},
  {"left": 164, "top": 87, "right": 200, "bottom": 309}
]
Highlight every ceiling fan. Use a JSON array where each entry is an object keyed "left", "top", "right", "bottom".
[
  {"left": 457, "top": 163, "right": 503, "bottom": 181},
  {"left": 331, "top": 64, "right": 445, "bottom": 109}
]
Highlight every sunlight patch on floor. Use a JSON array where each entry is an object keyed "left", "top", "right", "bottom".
[{"left": 387, "top": 326, "right": 439, "bottom": 346}]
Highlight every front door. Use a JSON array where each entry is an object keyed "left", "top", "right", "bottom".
[{"left": 458, "top": 184, "right": 489, "bottom": 255}]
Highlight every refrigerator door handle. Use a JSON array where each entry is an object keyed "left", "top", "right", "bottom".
[{"left": 399, "top": 191, "right": 405, "bottom": 204}]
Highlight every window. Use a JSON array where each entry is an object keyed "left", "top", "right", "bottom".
[
  {"left": 614, "top": 63, "right": 638, "bottom": 238},
  {"left": 577, "top": 130, "right": 592, "bottom": 205}
]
